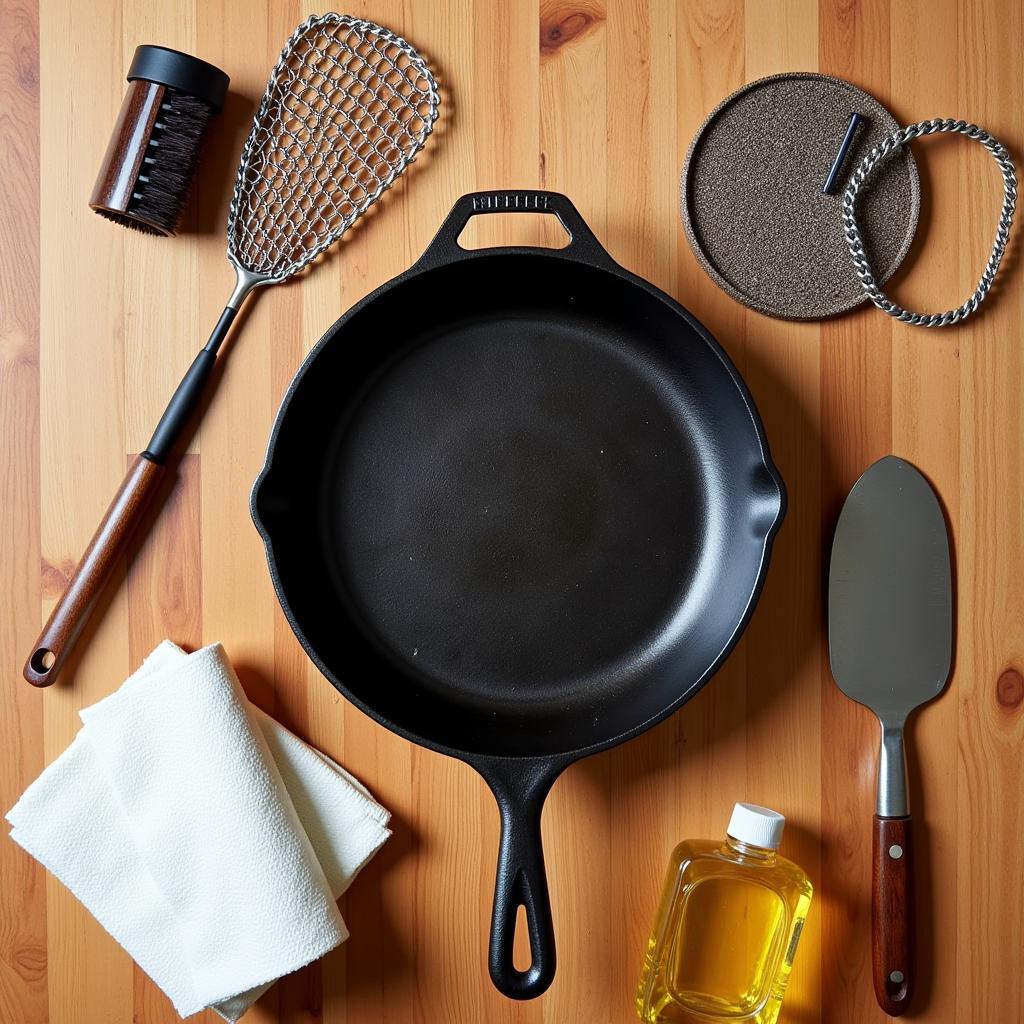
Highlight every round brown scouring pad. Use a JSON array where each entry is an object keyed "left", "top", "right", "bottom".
[{"left": 682, "top": 72, "right": 920, "bottom": 320}]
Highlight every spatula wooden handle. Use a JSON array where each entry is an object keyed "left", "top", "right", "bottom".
[
  {"left": 23, "top": 454, "right": 166, "bottom": 686},
  {"left": 873, "top": 814, "right": 913, "bottom": 1015}
]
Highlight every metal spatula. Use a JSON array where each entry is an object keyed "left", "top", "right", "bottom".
[{"left": 828, "top": 455, "right": 953, "bottom": 1017}]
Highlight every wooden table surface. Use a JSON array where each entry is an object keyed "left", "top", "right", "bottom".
[{"left": 3, "top": 0, "right": 1022, "bottom": 1021}]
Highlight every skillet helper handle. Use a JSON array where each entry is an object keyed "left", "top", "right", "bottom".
[
  {"left": 872, "top": 814, "right": 913, "bottom": 1015},
  {"left": 484, "top": 760, "right": 560, "bottom": 999},
  {"left": 415, "top": 189, "right": 615, "bottom": 271},
  {"left": 23, "top": 454, "right": 166, "bottom": 686}
]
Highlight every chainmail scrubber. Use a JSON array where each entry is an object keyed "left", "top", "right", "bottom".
[
  {"left": 683, "top": 72, "right": 1017, "bottom": 326},
  {"left": 24, "top": 12, "right": 441, "bottom": 687},
  {"left": 682, "top": 72, "right": 920, "bottom": 320}
]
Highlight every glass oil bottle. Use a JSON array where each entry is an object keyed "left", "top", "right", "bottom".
[{"left": 636, "top": 803, "right": 812, "bottom": 1024}]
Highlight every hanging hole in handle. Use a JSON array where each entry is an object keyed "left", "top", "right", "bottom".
[
  {"left": 886, "top": 970, "right": 910, "bottom": 1006},
  {"left": 30, "top": 648, "right": 55, "bottom": 674},
  {"left": 513, "top": 903, "right": 532, "bottom": 972},
  {"left": 458, "top": 211, "right": 570, "bottom": 251}
]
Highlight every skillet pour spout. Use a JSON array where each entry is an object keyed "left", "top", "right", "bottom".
[{"left": 252, "top": 189, "right": 785, "bottom": 998}]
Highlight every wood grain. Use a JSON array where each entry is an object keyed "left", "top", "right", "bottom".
[
  {"left": 2, "top": 0, "right": 1023, "bottom": 1021},
  {"left": 0, "top": 0, "right": 45, "bottom": 1021}
]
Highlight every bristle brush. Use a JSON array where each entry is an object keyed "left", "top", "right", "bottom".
[
  {"left": 25, "top": 13, "right": 440, "bottom": 686},
  {"left": 90, "top": 45, "right": 229, "bottom": 235}
]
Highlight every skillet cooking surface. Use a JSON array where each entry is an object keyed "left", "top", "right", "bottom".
[
  {"left": 326, "top": 308, "right": 705, "bottom": 708},
  {"left": 256, "top": 252, "right": 782, "bottom": 758}
]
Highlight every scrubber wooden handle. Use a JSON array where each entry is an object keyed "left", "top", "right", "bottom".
[{"left": 23, "top": 454, "right": 165, "bottom": 686}]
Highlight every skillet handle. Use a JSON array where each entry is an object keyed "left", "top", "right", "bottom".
[
  {"left": 479, "top": 757, "right": 565, "bottom": 999},
  {"left": 414, "top": 190, "right": 615, "bottom": 272}
]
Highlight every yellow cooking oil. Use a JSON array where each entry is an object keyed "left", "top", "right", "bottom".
[{"left": 636, "top": 803, "right": 812, "bottom": 1024}]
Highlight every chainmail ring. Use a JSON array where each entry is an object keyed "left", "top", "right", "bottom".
[{"left": 843, "top": 119, "right": 1016, "bottom": 327}]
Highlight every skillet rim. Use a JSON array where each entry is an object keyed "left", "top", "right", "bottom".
[{"left": 252, "top": 232, "right": 786, "bottom": 767}]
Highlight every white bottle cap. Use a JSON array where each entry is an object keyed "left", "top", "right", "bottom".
[{"left": 727, "top": 802, "right": 785, "bottom": 850}]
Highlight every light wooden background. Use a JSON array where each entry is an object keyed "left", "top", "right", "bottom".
[{"left": 2, "top": 0, "right": 1022, "bottom": 1021}]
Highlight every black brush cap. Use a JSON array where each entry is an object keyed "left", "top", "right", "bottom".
[{"left": 127, "top": 44, "right": 229, "bottom": 112}]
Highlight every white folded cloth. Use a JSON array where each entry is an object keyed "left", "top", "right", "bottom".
[{"left": 6, "top": 642, "right": 390, "bottom": 1021}]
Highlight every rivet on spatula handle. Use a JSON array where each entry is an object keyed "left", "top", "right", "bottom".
[{"left": 872, "top": 814, "right": 913, "bottom": 1015}]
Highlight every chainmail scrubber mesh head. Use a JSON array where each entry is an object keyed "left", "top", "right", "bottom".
[{"left": 228, "top": 13, "right": 439, "bottom": 284}]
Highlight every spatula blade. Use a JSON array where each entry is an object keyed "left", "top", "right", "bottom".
[{"left": 828, "top": 456, "right": 952, "bottom": 720}]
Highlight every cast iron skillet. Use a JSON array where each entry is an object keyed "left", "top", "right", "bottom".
[{"left": 252, "top": 190, "right": 785, "bottom": 999}]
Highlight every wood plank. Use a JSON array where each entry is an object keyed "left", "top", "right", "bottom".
[
  {"left": 741, "top": 5, "right": 823, "bottom": 1023},
  {"left": 956, "top": 0, "right": 1024, "bottom": 1019},
  {"left": 535, "top": 4, "right": 611, "bottom": 1022},
  {"left": 0, "top": 0, "right": 46, "bottom": 1020},
  {"left": 818, "top": 3, "right": 895, "bottom": 1021},
  {"left": 398, "top": 6, "right": 489, "bottom": 1022},
  {"left": 195, "top": 0, "right": 276, "bottom": 711},
  {"left": 120, "top": 4, "right": 200, "bottom": 456},
  {"left": 674, "top": 3, "right": 750, "bottom": 914},
  {"left": 887, "top": 3, "right": 962, "bottom": 1021},
  {"left": 466, "top": 6, "right": 543, "bottom": 1021},
  {"left": 125, "top": 455, "right": 213, "bottom": 1024},
  {"left": 37, "top": 0, "right": 134, "bottom": 1019},
  {"left": 604, "top": 4, "right": 685, "bottom": 1022}
]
